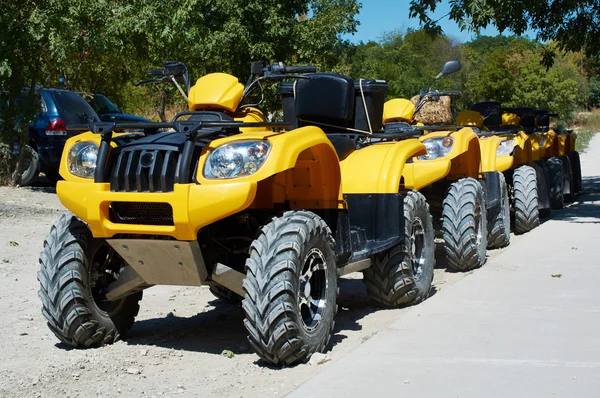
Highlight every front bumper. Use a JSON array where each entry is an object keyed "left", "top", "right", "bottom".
[{"left": 57, "top": 181, "right": 257, "bottom": 240}]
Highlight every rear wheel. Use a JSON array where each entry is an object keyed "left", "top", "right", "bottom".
[
  {"left": 512, "top": 166, "right": 540, "bottom": 234},
  {"left": 242, "top": 211, "right": 337, "bottom": 366},
  {"left": 561, "top": 155, "right": 575, "bottom": 202},
  {"left": 442, "top": 178, "right": 487, "bottom": 271},
  {"left": 363, "top": 190, "right": 435, "bottom": 307},
  {"left": 567, "top": 151, "right": 582, "bottom": 194},
  {"left": 209, "top": 285, "right": 242, "bottom": 305},
  {"left": 38, "top": 212, "right": 142, "bottom": 347},
  {"left": 486, "top": 172, "right": 510, "bottom": 249},
  {"left": 12, "top": 145, "right": 40, "bottom": 186},
  {"left": 544, "top": 157, "right": 564, "bottom": 209}
]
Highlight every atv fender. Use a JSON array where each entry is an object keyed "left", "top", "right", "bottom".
[
  {"left": 339, "top": 139, "right": 426, "bottom": 194},
  {"left": 513, "top": 131, "right": 533, "bottom": 166}
]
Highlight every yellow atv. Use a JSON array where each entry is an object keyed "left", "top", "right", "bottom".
[
  {"left": 382, "top": 61, "right": 499, "bottom": 271},
  {"left": 457, "top": 102, "right": 546, "bottom": 236},
  {"left": 507, "top": 107, "right": 566, "bottom": 210},
  {"left": 534, "top": 109, "right": 581, "bottom": 200},
  {"left": 38, "top": 62, "right": 437, "bottom": 366}
]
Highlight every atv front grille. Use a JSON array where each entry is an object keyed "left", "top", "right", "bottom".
[
  {"left": 109, "top": 202, "right": 174, "bottom": 226},
  {"left": 108, "top": 149, "right": 181, "bottom": 192}
]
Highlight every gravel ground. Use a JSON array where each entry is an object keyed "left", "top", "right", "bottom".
[{"left": 0, "top": 184, "right": 513, "bottom": 398}]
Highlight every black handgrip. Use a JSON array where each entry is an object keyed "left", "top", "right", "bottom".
[
  {"left": 435, "top": 91, "right": 460, "bottom": 96},
  {"left": 148, "top": 68, "right": 165, "bottom": 77},
  {"left": 284, "top": 65, "right": 316, "bottom": 74}
]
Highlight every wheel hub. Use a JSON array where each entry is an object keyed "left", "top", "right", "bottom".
[
  {"left": 298, "top": 248, "right": 328, "bottom": 332},
  {"left": 410, "top": 218, "right": 426, "bottom": 280}
]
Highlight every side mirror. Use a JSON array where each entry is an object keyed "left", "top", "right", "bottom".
[{"left": 435, "top": 60, "right": 462, "bottom": 79}]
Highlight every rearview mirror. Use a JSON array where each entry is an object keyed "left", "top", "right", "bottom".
[{"left": 435, "top": 60, "right": 462, "bottom": 79}]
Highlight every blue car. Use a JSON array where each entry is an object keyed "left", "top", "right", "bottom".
[
  {"left": 3, "top": 87, "right": 99, "bottom": 185},
  {"left": 84, "top": 93, "right": 150, "bottom": 123}
]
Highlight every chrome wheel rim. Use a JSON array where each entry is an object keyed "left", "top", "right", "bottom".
[
  {"left": 298, "top": 248, "right": 328, "bottom": 332},
  {"left": 410, "top": 217, "right": 426, "bottom": 280}
]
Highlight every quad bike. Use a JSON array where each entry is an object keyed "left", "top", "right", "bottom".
[
  {"left": 504, "top": 107, "right": 567, "bottom": 210},
  {"left": 533, "top": 109, "right": 582, "bottom": 200},
  {"left": 381, "top": 60, "right": 500, "bottom": 271},
  {"left": 38, "top": 61, "right": 440, "bottom": 366},
  {"left": 457, "top": 102, "right": 547, "bottom": 236}
]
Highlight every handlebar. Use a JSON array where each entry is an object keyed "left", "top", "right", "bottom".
[
  {"left": 424, "top": 90, "right": 460, "bottom": 97},
  {"left": 147, "top": 69, "right": 165, "bottom": 77},
  {"left": 282, "top": 65, "right": 317, "bottom": 74}
]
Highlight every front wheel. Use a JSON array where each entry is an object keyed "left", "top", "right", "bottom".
[
  {"left": 442, "top": 178, "right": 487, "bottom": 271},
  {"left": 512, "top": 165, "right": 540, "bottom": 234},
  {"left": 38, "top": 212, "right": 142, "bottom": 347},
  {"left": 363, "top": 190, "right": 435, "bottom": 307},
  {"left": 242, "top": 211, "right": 337, "bottom": 366},
  {"left": 12, "top": 145, "right": 40, "bottom": 186},
  {"left": 486, "top": 172, "right": 510, "bottom": 249}
]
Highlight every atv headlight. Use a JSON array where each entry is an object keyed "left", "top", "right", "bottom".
[
  {"left": 496, "top": 139, "right": 515, "bottom": 157},
  {"left": 418, "top": 137, "right": 454, "bottom": 160},
  {"left": 67, "top": 142, "right": 98, "bottom": 179},
  {"left": 204, "top": 141, "right": 271, "bottom": 179}
]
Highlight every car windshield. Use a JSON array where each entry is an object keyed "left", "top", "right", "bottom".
[
  {"left": 92, "top": 94, "right": 121, "bottom": 114},
  {"left": 50, "top": 91, "right": 99, "bottom": 124}
]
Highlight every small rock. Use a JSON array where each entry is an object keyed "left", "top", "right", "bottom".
[
  {"left": 404, "top": 380, "right": 410, "bottom": 384},
  {"left": 19, "top": 332, "right": 28, "bottom": 336},
  {"left": 19, "top": 315, "right": 34, "bottom": 321},
  {"left": 308, "top": 353, "right": 330, "bottom": 366},
  {"left": 221, "top": 350, "right": 235, "bottom": 359},
  {"left": 140, "top": 349, "right": 148, "bottom": 356},
  {"left": 32, "top": 377, "right": 39, "bottom": 386},
  {"left": 126, "top": 368, "right": 141, "bottom": 375}
]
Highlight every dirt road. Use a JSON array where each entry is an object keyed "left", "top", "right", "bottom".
[{"left": 0, "top": 180, "right": 521, "bottom": 397}]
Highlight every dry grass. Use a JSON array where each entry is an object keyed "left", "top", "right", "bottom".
[{"left": 571, "top": 109, "right": 600, "bottom": 152}]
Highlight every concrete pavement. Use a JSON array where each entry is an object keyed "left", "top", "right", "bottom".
[{"left": 289, "top": 134, "right": 600, "bottom": 398}]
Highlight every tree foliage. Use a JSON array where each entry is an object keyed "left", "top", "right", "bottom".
[{"left": 409, "top": 0, "right": 600, "bottom": 64}]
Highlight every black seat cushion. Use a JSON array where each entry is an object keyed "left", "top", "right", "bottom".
[
  {"left": 295, "top": 73, "right": 355, "bottom": 131},
  {"left": 327, "top": 135, "right": 356, "bottom": 160}
]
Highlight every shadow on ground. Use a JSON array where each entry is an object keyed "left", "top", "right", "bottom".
[{"left": 551, "top": 176, "right": 600, "bottom": 224}]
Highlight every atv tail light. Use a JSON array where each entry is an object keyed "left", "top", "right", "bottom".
[{"left": 46, "top": 118, "right": 67, "bottom": 136}]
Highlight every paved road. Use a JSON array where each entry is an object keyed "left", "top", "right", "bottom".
[{"left": 290, "top": 135, "right": 600, "bottom": 398}]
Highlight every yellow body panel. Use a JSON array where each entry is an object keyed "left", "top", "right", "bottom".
[
  {"left": 478, "top": 136, "right": 502, "bottom": 172},
  {"left": 542, "top": 130, "right": 560, "bottom": 158},
  {"left": 57, "top": 181, "right": 257, "bottom": 240},
  {"left": 402, "top": 160, "right": 452, "bottom": 190},
  {"left": 188, "top": 73, "right": 244, "bottom": 112},
  {"left": 529, "top": 132, "right": 545, "bottom": 161},
  {"left": 233, "top": 107, "right": 267, "bottom": 132},
  {"left": 339, "top": 140, "right": 426, "bottom": 193},
  {"left": 382, "top": 99, "right": 415, "bottom": 123},
  {"left": 456, "top": 110, "right": 484, "bottom": 128}
]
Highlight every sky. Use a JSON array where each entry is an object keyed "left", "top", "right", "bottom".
[{"left": 344, "top": 0, "right": 535, "bottom": 44}]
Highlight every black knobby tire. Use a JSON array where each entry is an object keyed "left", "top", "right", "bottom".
[
  {"left": 512, "top": 165, "right": 540, "bottom": 234},
  {"left": 561, "top": 155, "right": 575, "bottom": 202},
  {"left": 486, "top": 172, "right": 510, "bottom": 249},
  {"left": 38, "top": 212, "right": 142, "bottom": 347},
  {"left": 14, "top": 145, "right": 40, "bottom": 186},
  {"left": 242, "top": 211, "right": 337, "bottom": 366},
  {"left": 442, "top": 178, "right": 488, "bottom": 271},
  {"left": 209, "top": 285, "right": 243, "bottom": 305},
  {"left": 363, "top": 190, "right": 435, "bottom": 307},
  {"left": 567, "top": 151, "right": 582, "bottom": 194},
  {"left": 544, "top": 157, "right": 564, "bottom": 210}
]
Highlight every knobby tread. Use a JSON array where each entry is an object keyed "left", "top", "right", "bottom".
[
  {"left": 545, "top": 157, "right": 564, "bottom": 210},
  {"left": 363, "top": 190, "right": 435, "bottom": 307},
  {"left": 442, "top": 178, "right": 487, "bottom": 272},
  {"left": 512, "top": 165, "right": 540, "bottom": 234},
  {"left": 487, "top": 172, "right": 510, "bottom": 249},
  {"left": 38, "top": 212, "right": 141, "bottom": 348},
  {"left": 561, "top": 155, "right": 575, "bottom": 202},
  {"left": 242, "top": 211, "right": 337, "bottom": 366}
]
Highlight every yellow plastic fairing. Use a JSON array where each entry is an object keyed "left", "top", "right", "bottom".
[
  {"left": 188, "top": 73, "right": 244, "bottom": 112},
  {"left": 456, "top": 110, "right": 484, "bottom": 128},
  {"left": 383, "top": 99, "right": 415, "bottom": 123},
  {"left": 502, "top": 112, "right": 520, "bottom": 126},
  {"left": 340, "top": 140, "right": 426, "bottom": 193}
]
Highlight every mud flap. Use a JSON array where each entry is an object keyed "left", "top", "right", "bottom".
[
  {"left": 337, "top": 193, "right": 404, "bottom": 264},
  {"left": 533, "top": 161, "right": 551, "bottom": 211},
  {"left": 482, "top": 171, "right": 501, "bottom": 210}
]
